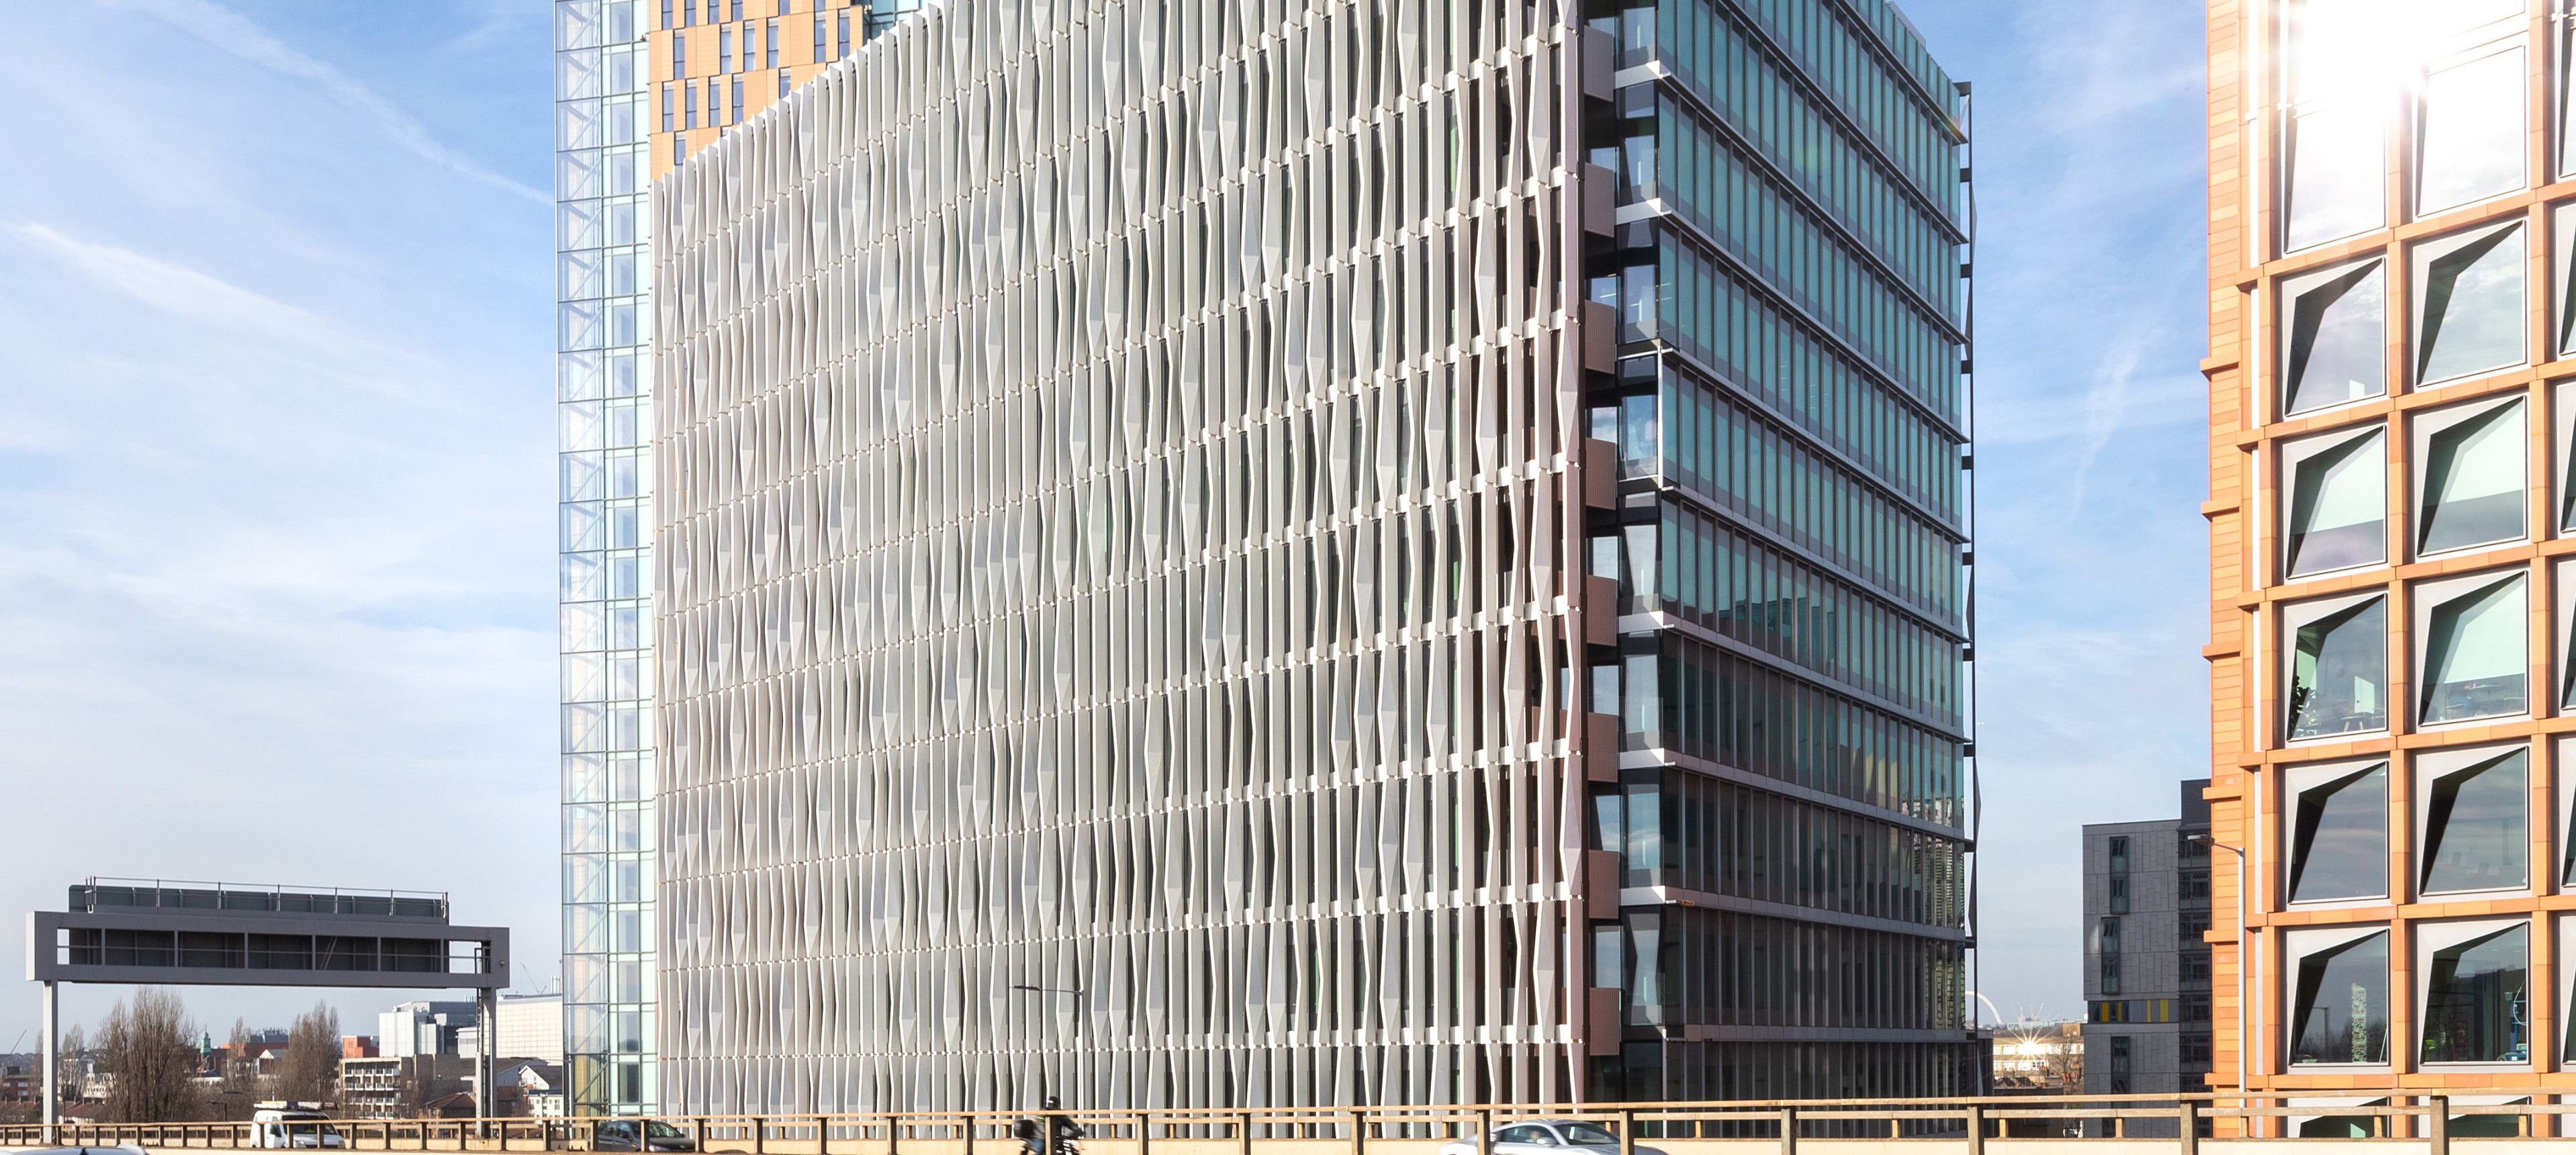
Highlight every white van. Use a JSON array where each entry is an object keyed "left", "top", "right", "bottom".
[{"left": 249, "top": 1105, "right": 346, "bottom": 1150}]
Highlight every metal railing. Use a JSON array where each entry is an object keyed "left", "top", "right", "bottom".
[
  {"left": 11, "top": 1093, "right": 2576, "bottom": 1154},
  {"left": 71, "top": 877, "right": 452, "bottom": 920}
]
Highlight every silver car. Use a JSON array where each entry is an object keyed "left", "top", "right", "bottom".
[{"left": 1436, "top": 1120, "right": 1663, "bottom": 1155}]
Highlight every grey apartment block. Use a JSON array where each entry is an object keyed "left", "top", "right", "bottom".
[
  {"left": 651, "top": 0, "right": 1972, "bottom": 1115},
  {"left": 2081, "top": 780, "right": 2214, "bottom": 1112}
]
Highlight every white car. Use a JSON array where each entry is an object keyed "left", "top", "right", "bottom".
[
  {"left": 248, "top": 1109, "right": 345, "bottom": 1150},
  {"left": 1436, "top": 1120, "right": 1662, "bottom": 1155}
]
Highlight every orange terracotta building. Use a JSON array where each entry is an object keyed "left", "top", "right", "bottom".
[
  {"left": 644, "top": 0, "right": 908, "bottom": 175},
  {"left": 2205, "top": 0, "right": 2573, "bottom": 1128}
]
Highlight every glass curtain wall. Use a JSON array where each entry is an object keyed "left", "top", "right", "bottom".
[
  {"left": 1585, "top": 0, "right": 1976, "bottom": 1101},
  {"left": 556, "top": 0, "right": 658, "bottom": 1117}
]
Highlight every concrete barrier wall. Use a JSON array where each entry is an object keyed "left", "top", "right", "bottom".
[
  {"left": 27, "top": 1136, "right": 2576, "bottom": 1155},
  {"left": 38, "top": 1142, "right": 2576, "bottom": 1155}
]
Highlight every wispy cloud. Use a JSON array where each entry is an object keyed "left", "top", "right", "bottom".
[
  {"left": 1978, "top": 365, "right": 2204, "bottom": 448},
  {"left": 96, "top": 0, "right": 549, "bottom": 203},
  {"left": 2, "top": 221, "right": 424, "bottom": 398},
  {"left": 7, "top": 222, "right": 370, "bottom": 353},
  {"left": 0, "top": 0, "right": 561, "bottom": 1042},
  {"left": 1896, "top": 0, "right": 2217, "bottom": 1023}
]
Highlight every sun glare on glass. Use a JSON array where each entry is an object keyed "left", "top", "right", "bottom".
[{"left": 2291, "top": 0, "right": 2525, "bottom": 103}]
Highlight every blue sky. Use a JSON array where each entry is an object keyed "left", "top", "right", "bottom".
[{"left": 0, "top": 0, "right": 2208, "bottom": 1045}]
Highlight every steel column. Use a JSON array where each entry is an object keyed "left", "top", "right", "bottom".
[{"left": 41, "top": 979, "right": 58, "bottom": 1144}]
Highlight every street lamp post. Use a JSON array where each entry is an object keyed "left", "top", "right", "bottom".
[{"left": 2191, "top": 834, "right": 2252, "bottom": 1136}]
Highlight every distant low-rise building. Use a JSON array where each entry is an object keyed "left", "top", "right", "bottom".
[
  {"left": 420, "top": 1091, "right": 478, "bottom": 1120},
  {"left": 1987, "top": 1020, "right": 2084, "bottom": 1092},
  {"left": 378, "top": 1001, "right": 480, "bottom": 1060},
  {"left": 207, "top": 1031, "right": 289, "bottom": 1080},
  {"left": 475, "top": 1060, "right": 565, "bottom": 1118},
  {"left": 0, "top": 1056, "right": 34, "bottom": 1103},
  {"left": 76, "top": 1056, "right": 111, "bottom": 1104},
  {"left": 340, "top": 1054, "right": 473, "bottom": 1120},
  {"left": 492, "top": 993, "right": 563, "bottom": 1065},
  {"left": 341, "top": 1036, "right": 379, "bottom": 1060}
]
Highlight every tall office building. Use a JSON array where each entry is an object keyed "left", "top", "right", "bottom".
[
  {"left": 554, "top": 0, "right": 913, "bottom": 1117},
  {"left": 2205, "top": 0, "right": 2559, "bottom": 1119},
  {"left": 2080, "top": 781, "right": 2215, "bottom": 1113},
  {"left": 651, "top": 0, "right": 1974, "bottom": 1113}
]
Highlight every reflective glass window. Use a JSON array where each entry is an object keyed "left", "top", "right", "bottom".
[
  {"left": 2282, "top": 0, "right": 2395, "bottom": 250},
  {"left": 2287, "top": 0, "right": 2402, "bottom": 102},
  {"left": 2418, "top": 572, "right": 2528, "bottom": 725},
  {"left": 562, "top": 551, "right": 604, "bottom": 602},
  {"left": 2557, "top": 740, "right": 2576, "bottom": 890},
  {"left": 2420, "top": 924, "right": 2528, "bottom": 1064},
  {"left": 2281, "top": 257, "right": 2387, "bottom": 415},
  {"left": 2285, "top": 107, "right": 2387, "bottom": 252},
  {"left": 2416, "top": 48, "right": 2526, "bottom": 214},
  {"left": 2286, "top": 594, "right": 2389, "bottom": 740},
  {"left": 2299, "top": 1110, "right": 2387, "bottom": 1141},
  {"left": 2284, "top": 426, "right": 2385, "bottom": 576},
  {"left": 563, "top": 449, "right": 606, "bottom": 501},
  {"left": 2555, "top": 381, "right": 2576, "bottom": 534},
  {"left": 2562, "top": 17, "right": 2576, "bottom": 179},
  {"left": 1626, "top": 911, "right": 1663, "bottom": 1015},
  {"left": 2424, "top": 0, "right": 2525, "bottom": 38},
  {"left": 2453, "top": 1108, "right": 2530, "bottom": 1140},
  {"left": 2419, "top": 747, "right": 2529, "bottom": 895},
  {"left": 2289, "top": 928, "right": 2391, "bottom": 1066},
  {"left": 1591, "top": 925, "right": 1622, "bottom": 990},
  {"left": 562, "top": 249, "right": 604, "bottom": 301},
  {"left": 2413, "top": 222, "right": 2528, "bottom": 385},
  {"left": 2416, "top": 397, "right": 2527, "bottom": 555},
  {"left": 2287, "top": 761, "right": 2389, "bottom": 903}
]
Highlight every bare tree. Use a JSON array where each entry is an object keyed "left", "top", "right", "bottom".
[
  {"left": 201, "top": 1020, "right": 260, "bottom": 1121},
  {"left": 271, "top": 1003, "right": 340, "bottom": 1107},
  {"left": 2038, "top": 1034, "right": 2085, "bottom": 1091},
  {"left": 54, "top": 1024, "right": 86, "bottom": 1110},
  {"left": 97, "top": 988, "right": 200, "bottom": 1123}
]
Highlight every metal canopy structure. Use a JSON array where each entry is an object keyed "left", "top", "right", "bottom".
[{"left": 26, "top": 878, "right": 512, "bottom": 1131}]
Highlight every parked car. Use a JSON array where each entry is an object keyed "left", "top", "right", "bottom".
[
  {"left": 1436, "top": 1120, "right": 1658, "bottom": 1155},
  {"left": 592, "top": 1119, "right": 698, "bottom": 1152}
]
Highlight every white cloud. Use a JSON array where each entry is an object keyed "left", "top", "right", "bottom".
[
  {"left": 3, "top": 222, "right": 402, "bottom": 377},
  {"left": 95, "top": 0, "right": 549, "bottom": 204},
  {"left": 0, "top": 1, "right": 561, "bottom": 1045}
]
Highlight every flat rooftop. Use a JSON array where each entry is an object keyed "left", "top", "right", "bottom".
[{"left": 70, "top": 877, "right": 449, "bottom": 922}]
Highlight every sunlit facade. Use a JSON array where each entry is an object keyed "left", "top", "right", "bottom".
[
  {"left": 2206, "top": 0, "right": 2569, "bottom": 1121},
  {"left": 650, "top": 0, "right": 1973, "bottom": 1114},
  {"left": 555, "top": 0, "right": 912, "bottom": 1117}
]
